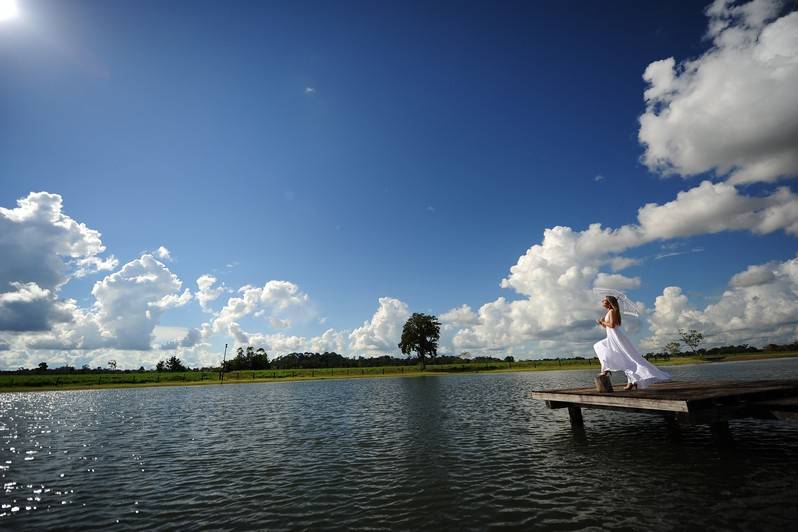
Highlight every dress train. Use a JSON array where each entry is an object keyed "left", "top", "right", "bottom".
[{"left": 593, "top": 325, "right": 671, "bottom": 389}]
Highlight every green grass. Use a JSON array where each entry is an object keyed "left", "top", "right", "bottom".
[{"left": 1, "top": 351, "right": 796, "bottom": 393}]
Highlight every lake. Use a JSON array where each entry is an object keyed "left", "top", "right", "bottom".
[{"left": 2, "top": 358, "right": 798, "bottom": 530}]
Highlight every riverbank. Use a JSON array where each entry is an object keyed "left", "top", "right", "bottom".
[{"left": 1, "top": 351, "right": 796, "bottom": 393}]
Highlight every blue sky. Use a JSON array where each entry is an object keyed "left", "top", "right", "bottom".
[{"left": 1, "top": 0, "right": 797, "bottom": 367}]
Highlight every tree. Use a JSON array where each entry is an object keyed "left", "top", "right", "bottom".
[
  {"left": 225, "top": 346, "right": 268, "bottom": 371},
  {"left": 398, "top": 313, "right": 441, "bottom": 369},
  {"left": 665, "top": 341, "right": 681, "bottom": 358},
  {"left": 253, "top": 348, "right": 269, "bottom": 369},
  {"left": 155, "top": 360, "right": 166, "bottom": 372},
  {"left": 108, "top": 360, "right": 117, "bottom": 371},
  {"left": 679, "top": 329, "right": 704, "bottom": 356},
  {"left": 165, "top": 356, "right": 188, "bottom": 372},
  {"left": 504, "top": 355, "right": 515, "bottom": 363},
  {"left": 37, "top": 361, "right": 48, "bottom": 372}
]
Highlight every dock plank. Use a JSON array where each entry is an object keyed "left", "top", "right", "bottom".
[
  {"left": 533, "top": 390, "right": 689, "bottom": 412},
  {"left": 531, "top": 379, "right": 798, "bottom": 423}
]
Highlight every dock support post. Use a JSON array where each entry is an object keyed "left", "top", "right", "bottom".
[
  {"left": 709, "top": 420, "right": 733, "bottom": 443},
  {"left": 663, "top": 414, "right": 683, "bottom": 440},
  {"left": 567, "top": 406, "right": 583, "bottom": 427}
]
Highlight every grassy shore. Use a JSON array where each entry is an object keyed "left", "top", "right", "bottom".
[{"left": 1, "top": 351, "right": 796, "bottom": 394}]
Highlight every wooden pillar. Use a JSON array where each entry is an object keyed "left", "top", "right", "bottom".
[
  {"left": 663, "top": 414, "right": 683, "bottom": 440},
  {"left": 568, "top": 406, "right": 583, "bottom": 427},
  {"left": 710, "top": 420, "right": 733, "bottom": 443},
  {"left": 595, "top": 374, "right": 613, "bottom": 393},
  {"left": 663, "top": 413, "right": 681, "bottom": 429}
]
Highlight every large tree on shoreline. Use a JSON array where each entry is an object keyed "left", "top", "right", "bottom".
[{"left": 398, "top": 313, "right": 441, "bottom": 369}]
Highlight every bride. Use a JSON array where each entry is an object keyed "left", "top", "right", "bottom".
[{"left": 593, "top": 295, "right": 671, "bottom": 391}]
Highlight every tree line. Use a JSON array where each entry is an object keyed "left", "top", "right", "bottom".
[
  {"left": 649, "top": 327, "right": 798, "bottom": 359},
  {"left": 8, "top": 352, "right": 517, "bottom": 374},
  {"left": 7, "top": 314, "right": 798, "bottom": 373}
]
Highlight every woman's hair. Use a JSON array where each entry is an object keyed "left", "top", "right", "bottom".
[{"left": 606, "top": 296, "right": 622, "bottom": 326}]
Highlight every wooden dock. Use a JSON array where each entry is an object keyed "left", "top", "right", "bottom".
[{"left": 531, "top": 379, "right": 798, "bottom": 430}]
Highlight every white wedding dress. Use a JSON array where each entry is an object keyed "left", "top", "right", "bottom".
[{"left": 593, "top": 310, "right": 671, "bottom": 389}]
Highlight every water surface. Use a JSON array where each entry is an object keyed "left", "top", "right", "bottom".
[{"left": 2, "top": 358, "right": 798, "bottom": 530}]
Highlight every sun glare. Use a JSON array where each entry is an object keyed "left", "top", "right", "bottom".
[{"left": 0, "top": 0, "right": 19, "bottom": 22}]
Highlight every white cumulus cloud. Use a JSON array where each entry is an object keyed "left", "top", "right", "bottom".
[
  {"left": 349, "top": 297, "right": 410, "bottom": 354},
  {"left": 210, "top": 280, "right": 312, "bottom": 343},
  {"left": 90, "top": 254, "right": 191, "bottom": 350},
  {"left": 155, "top": 246, "right": 171, "bottom": 261},
  {"left": 0, "top": 282, "right": 75, "bottom": 331},
  {"left": 0, "top": 192, "right": 116, "bottom": 332},
  {"left": 594, "top": 273, "right": 641, "bottom": 290},
  {"left": 20, "top": 254, "right": 191, "bottom": 352},
  {"left": 639, "top": 0, "right": 798, "bottom": 183},
  {"left": 195, "top": 274, "right": 228, "bottom": 313},
  {"left": 440, "top": 304, "right": 479, "bottom": 327},
  {"left": 645, "top": 254, "right": 798, "bottom": 348}
]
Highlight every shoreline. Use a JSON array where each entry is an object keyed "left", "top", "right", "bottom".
[{"left": 1, "top": 352, "right": 796, "bottom": 394}]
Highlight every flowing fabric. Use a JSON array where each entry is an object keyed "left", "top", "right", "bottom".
[{"left": 593, "top": 312, "right": 671, "bottom": 388}]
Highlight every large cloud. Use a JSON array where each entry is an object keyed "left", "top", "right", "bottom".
[
  {"left": 639, "top": 0, "right": 798, "bottom": 183},
  {"left": 242, "top": 332, "right": 309, "bottom": 354},
  {"left": 218, "top": 296, "right": 410, "bottom": 358},
  {"left": 0, "top": 192, "right": 117, "bottom": 331},
  {"left": 311, "top": 328, "right": 349, "bottom": 354},
  {"left": 348, "top": 297, "right": 410, "bottom": 353},
  {"left": 0, "top": 283, "right": 76, "bottom": 331},
  {"left": 19, "top": 254, "right": 191, "bottom": 352},
  {"left": 91, "top": 254, "right": 192, "bottom": 350},
  {"left": 240, "top": 329, "right": 350, "bottom": 356},
  {"left": 440, "top": 305, "right": 479, "bottom": 328},
  {"left": 644, "top": 254, "right": 798, "bottom": 348},
  {"left": 209, "top": 280, "right": 312, "bottom": 343}
]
